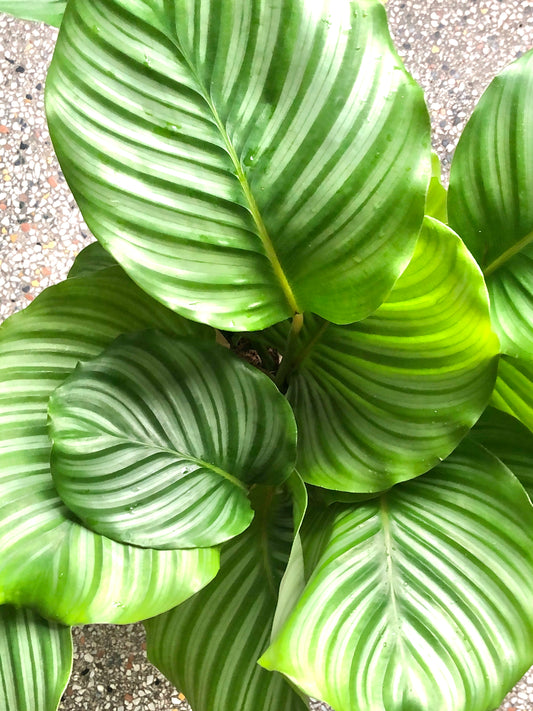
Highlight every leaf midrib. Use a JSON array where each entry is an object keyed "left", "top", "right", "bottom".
[
  {"left": 484, "top": 227, "right": 533, "bottom": 277},
  {"left": 379, "top": 496, "right": 408, "bottom": 672},
  {"left": 63, "top": 432, "right": 248, "bottom": 492},
  {"left": 162, "top": 25, "right": 301, "bottom": 316}
]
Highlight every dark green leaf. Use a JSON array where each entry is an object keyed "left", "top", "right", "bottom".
[
  {"left": 68, "top": 241, "right": 117, "bottom": 278},
  {"left": 470, "top": 406, "right": 533, "bottom": 500},
  {"left": 49, "top": 331, "right": 297, "bottom": 549},
  {"left": 0, "top": 268, "right": 218, "bottom": 625},
  {"left": 261, "top": 440, "right": 533, "bottom": 711},
  {"left": 46, "top": 0, "right": 430, "bottom": 330},
  {"left": 0, "top": 605, "right": 72, "bottom": 711},
  {"left": 144, "top": 474, "right": 308, "bottom": 711}
]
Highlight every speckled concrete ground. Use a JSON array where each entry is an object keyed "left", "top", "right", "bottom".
[{"left": 1, "top": 2, "right": 533, "bottom": 710}]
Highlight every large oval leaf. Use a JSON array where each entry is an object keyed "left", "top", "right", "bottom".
[
  {"left": 448, "top": 49, "right": 533, "bottom": 359},
  {"left": 0, "top": 267, "right": 219, "bottom": 625},
  {"left": 0, "top": 1, "right": 66, "bottom": 25},
  {"left": 46, "top": 0, "right": 431, "bottom": 331},
  {"left": 0, "top": 606, "right": 72, "bottom": 711},
  {"left": 144, "top": 475, "right": 308, "bottom": 711},
  {"left": 49, "top": 331, "right": 297, "bottom": 549},
  {"left": 284, "top": 217, "right": 498, "bottom": 492},
  {"left": 470, "top": 406, "right": 533, "bottom": 500},
  {"left": 261, "top": 441, "right": 533, "bottom": 711}
]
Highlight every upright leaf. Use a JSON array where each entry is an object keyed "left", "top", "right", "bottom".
[
  {"left": 448, "top": 49, "right": 533, "bottom": 360},
  {"left": 47, "top": 0, "right": 431, "bottom": 330},
  {"left": 284, "top": 217, "right": 498, "bottom": 492},
  {"left": 0, "top": 1, "right": 66, "bottom": 26},
  {"left": 49, "top": 331, "right": 297, "bottom": 549},
  {"left": 67, "top": 241, "right": 117, "bottom": 278},
  {"left": 0, "top": 268, "right": 219, "bottom": 625},
  {"left": 261, "top": 441, "right": 533, "bottom": 711},
  {"left": 425, "top": 152, "right": 447, "bottom": 223},
  {"left": 144, "top": 475, "right": 308, "bottom": 711},
  {"left": 0, "top": 605, "right": 72, "bottom": 711}
]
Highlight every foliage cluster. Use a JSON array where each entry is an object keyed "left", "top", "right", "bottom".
[{"left": 1, "top": 2, "right": 533, "bottom": 711}]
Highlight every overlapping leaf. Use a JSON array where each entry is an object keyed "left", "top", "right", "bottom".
[
  {"left": 0, "top": 267, "right": 219, "bottom": 625},
  {"left": 425, "top": 152, "right": 447, "bottom": 223},
  {"left": 471, "top": 407, "right": 533, "bottom": 500},
  {"left": 49, "top": 331, "right": 297, "bottom": 549},
  {"left": 46, "top": 0, "right": 431, "bottom": 330},
  {"left": 448, "top": 49, "right": 533, "bottom": 359},
  {"left": 67, "top": 241, "right": 117, "bottom": 278},
  {"left": 0, "top": 605, "right": 72, "bottom": 711},
  {"left": 283, "top": 217, "right": 498, "bottom": 492},
  {"left": 0, "top": 1, "right": 66, "bottom": 25},
  {"left": 144, "top": 475, "right": 308, "bottom": 711},
  {"left": 261, "top": 441, "right": 533, "bottom": 711}
]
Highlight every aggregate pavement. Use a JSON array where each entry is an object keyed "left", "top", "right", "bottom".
[{"left": 1, "top": 2, "right": 533, "bottom": 710}]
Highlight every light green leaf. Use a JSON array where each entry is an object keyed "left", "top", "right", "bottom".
[
  {"left": 425, "top": 152, "right": 447, "bottom": 222},
  {"left": 448, "top": 49, "right": 533, "bottom": 359},
  {"left": 470, "top": 406, "right": 533, "bottom": 500},
  {"left": 284, "top": 217, "right": 499, "bottom": 492},
  {"left": 261, "top": 440, "right": 533, "bottom": 711},
  {"left": 0, "top": 1, "right": 66, "bottom": 26},
  {"left": 0, "top": 605, "right": 72, "bottom": 711},
  {"left": 491, "top": 355, "right": 533, "bottom": 435},
  {"left": 68, "top": 241, "right": 117, "bottom": 278},
  {"left": 49, "top": 331, "right": 297, "bottom": 549},
  {"left": 144, "top": 474, "right": 308, "bottom": 711},
  {"left": 0, "top": 268, "right": 219, "bottom": 625},
  {"left": 46, "top": 0, "right": 430, "bottom": 331}
]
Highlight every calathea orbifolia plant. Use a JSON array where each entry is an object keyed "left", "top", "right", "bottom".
[{"left": 1, "top": 1, "right": 533, "bottom": 710}]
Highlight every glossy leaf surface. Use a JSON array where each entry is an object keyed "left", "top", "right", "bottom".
[
  {"left": 49, "top": 331, "right": 297, "bottom": 549},
  {"left": 0, "top": 1, "right": 65, "bottom": 25},
  {"left": 471, "top": 406, "right": 533, "bottom": 499},
  {"left": 0, "top": 606, "right": 72, "bottom": 711},
  {"left": 491, "top": 355, "right": 533, "bottom": 435},
  {"left": 144, "top": 475, "right": 308, "bottom": 711},
  {"left": 47, "top": 0, "right": 430, "bottom": 330},
  {"left": 285, "top": 217, "right": 498, "bottom": 492},
  {"left": 261, "top": 441, "right": 533, "bottom": 711},
  {"left": 0, "top": 268, "right": 218, "bottom": 625},
  {"left": 448, "top": 49, "right": 533, "bottom": 359}
]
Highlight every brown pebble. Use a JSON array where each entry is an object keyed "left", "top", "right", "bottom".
[
  {"left": 124, "top": 693, "right": 134, "bottom": 702},
  {"left": 0, "top": 125, "right": 9, "bottom": 134},
  {"left": 41, "top": 266, "right": 52, "bottom": 276},
  {"left": 47, "top": 175, "right": 58, "bottom": 188},
  {"left": 21, "top": 223, "right": 30, "bottom": 233}
]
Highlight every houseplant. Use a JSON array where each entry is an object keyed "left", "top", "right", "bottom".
[{"left": 1, "top": 2, "right": 533, "bottom": 711}]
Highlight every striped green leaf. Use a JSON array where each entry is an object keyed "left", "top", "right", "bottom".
[
  {"left": 283, "top": 217, "right": 499, "bottom": 492},
  {"left": 0, "top": 605, "right": 72, "bottom": 711},
  {"left": 0, "top": 268, "right": 219, "bottom": 625},
  {"left": 261, "top": 440, "right": 533, "bottom": 711},
  {"left": 448, "top": 49, "right": 533, "bottom": 360},
  {"left": 144, "top": 474, "right": 308, "bottom": 711},
  {"left": 471, "top": 406, "right": 533, "bottom": 500},
  {"left": 0, "top": 1, "right": 66, "bottom": 25},
  {"left": 491, "top": 355, "right": 533, "bottom": 435},
  {"left": 49, "top": 331, "right": 297, "bottom": 549},
  {"left": 46, "top": 0, "right": 431, "bottom": 331}
]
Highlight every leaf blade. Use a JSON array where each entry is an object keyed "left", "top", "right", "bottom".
[
  {"left": 46, "top": 0, "right": 431, "bottom": 330},
  {"left": 48, "top": 331, "right": 297, "bottom": 549},
  {"left": 0, "top": 605, "right": 72, "bottom": 711},
  {"left": 261, "top": 441, "right": 533, "bottom": 711},
  {"left": 0, "top": 268, "right": 219, "bottom": 624}
]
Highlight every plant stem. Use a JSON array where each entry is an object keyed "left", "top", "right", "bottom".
[{"left": 275, "top": 312, "right": 304, "bottom": 391}]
